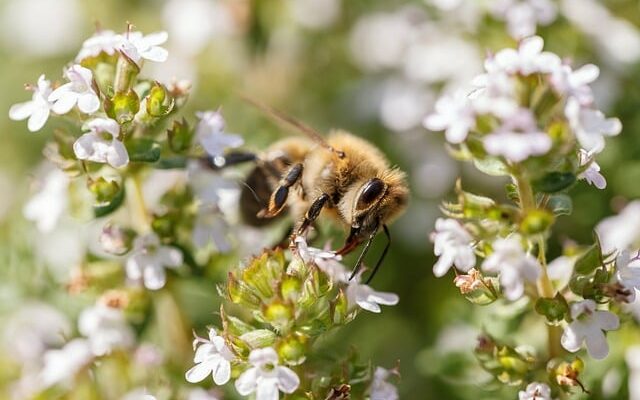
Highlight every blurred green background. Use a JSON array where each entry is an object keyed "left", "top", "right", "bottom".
[{"left": 1, "top": 0, "right": 640, "bottom": 399}]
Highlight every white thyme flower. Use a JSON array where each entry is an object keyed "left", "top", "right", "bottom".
[
  {"left": 193, "top": 207, "right": 232, "bottom": 253},
  {"left": 551, "top": 63, "right": 599, "bottom": 105},
  {"left": 188, "top": 388, "right": 222, "bottom": 400},
  {"left": 487, "top": 35, "right": 560, "bottom": 76},
  {"left": 294, "top": 235, "right": 349, "bottom": 282},
  {"left": 76, "top": 29, "right": 123, "bottom": 61},
  {"left": 561, "top": 299, "right": 619, "bottom": 359},
  {"left": 41, "top": 338, "right": 94, "bottom": 387},
  {"left": 615, "top": 250, "right": 640, "bottom": 302},
  {"left": 346, "top": 279, "right": 399, "bottom": 313},
  {"left": 424, "top": 90, "right": 475, "bottom": 144},
  {"left": 185, "top": 328, "right": 234, "bottom": 385},
  {"left": 430, "top": 218, "right": 476, "bottom": 277},
  {"left": 518, "top": 381, "right": 552, "bottom": 400},
  {"left": 483, "top": 108, "right": 551, "bottom": 162},
  {"left": 546, "top": 256, "right": 575, "bottom": 292},
  {"left": 578, "top": 149, "right": 606, "bottom": 189},
  {"left": 120, "top": 30, "right": 169, "bottom": 65},
  {"left": 23, "top": 168, "right": 69, "bottom": 233},
  {"left": 369, "top": 367, "right": 399, "bottom": 400},
  {"left": 565, "top": 97, "right": 622, "bottom": 154},
  {"left": 73, "top": 117, "right": 129, "bottom": 168},
  {"left": 126, "top": 233, "right": 183, "bottom": 290},
  {"left": 9, "top": 74, "right": 53, "bottom": 132},
  {"left": 235, "top": 347, "right": 300, "bottom": 400},
  {"left": 196, "top": 110, "right": 244, "bottom": 158},
  {"left": 482, "top": 236, "right": 540, "bottom": 301},
  {"left": 595, "top": 201, "right": 640, "bottom": 254},
  {"left": 49, "top": 64, "right": 100, "bottom": 115},
  {"left": 491, "top": 0, "right": 557, "bottom": 40},
  {"left": 78, "top": 303, "right": 135, "bottom": 356}
]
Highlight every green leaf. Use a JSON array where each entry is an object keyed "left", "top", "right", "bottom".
[
  {"left": 548, "top": 194, "right": 572, "bottom": 216},
  {"left": 94, "top": 184, "right": 125, "bottom": 217},
  {"left": 534, "top": 294, "right": 569, "bottom": 323},
  {"left": 126, "top": 138, "right": 161, "bottom": 163},
  {"left": 532, "top": 172, "right": 576, "bottom": 193},
  {"left": 575, "top": 244, "right": 602, "bottom": 275},
  {"left": 473, "top": 157, "right": 510, "bottom": 176},
  {"left": 155, "top": 156, "right": 187, "bottom": 169}
]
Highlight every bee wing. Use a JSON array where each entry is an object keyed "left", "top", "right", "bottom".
[{"left": 240, "top": 95, "right": 344, "bottom": 158}]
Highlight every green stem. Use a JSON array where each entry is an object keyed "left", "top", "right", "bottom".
[{"left": 126, "top": 175, "right": 150, "bottom": 233}]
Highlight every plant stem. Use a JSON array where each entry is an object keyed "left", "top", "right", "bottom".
[
  {"left": 514, "top": 169, "right": 562, "bottom": 358},
  {"left": 126, "top": 175, "right": 150, "bottom": 233}
]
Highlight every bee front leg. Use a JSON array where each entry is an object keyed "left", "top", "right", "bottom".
[
  {"left": 258, "top": 163, "right": 304, "bottom": 219},
  {"left": 296, "top": 193, "right": 330, "bottom": 236}
]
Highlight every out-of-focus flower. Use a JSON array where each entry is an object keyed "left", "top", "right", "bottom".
[
  {"left": 482, "top": 236, "right": 540, "bottom": 301},
  {"left": 615, "top": 250, "right": 640, "bottom": 303},
  {"left": 491, "top": 0, "right": 557, "bottom": 39},
  {"left": 518, "top": 381, "right": 552, "bottom": 400},
  {"left": 76, "top": 29, "right": 123, "bottom": 61},
  {"left": 546, "top": 256, "right": 575, "bottom": 292},
  {"left": 379, "top": 80, "right": 432, "bottom": 132},
  {"left": 185, "top": 328, "right": 234, "bottom": 385},
  {"left": 626, "top": 346, "right": 640, "bottom": 400},
  {"left": 120, "top": 31, "right": 169, "bottom": 65},
  {"left": 193, "top": 206, "right": 232, "bottom": 253},
  {"left": 125, "top": 233, "right": 183, "bottom": 290},
  {"left": 424, "top": 91, "right": 475, "bottom": 144},
  {"left": 41, "top": 338, "right": 93, "bottom": 387},
  {"left": 487, "top": 36, "right": 560, "bottom": 76},
  {"left": 122, "top": 389, "right": 157, "bottom": 400},
  {"left": 551, "top": 64, "right": 599, "bottom": 105},
  {"left": 23, "top": 168, "right": 69, "bottom": 233},
  {"left": 235, "top": 347, "right": 300, "bottom": 399},
  {"left": 1, "top": 0, "right": 81, "bottom": 56},
  {"left": 595, "top": 201, "right": 640, "bottom": 254},
  {"left": 431, "top": 218, "right": 476, "bottom": 277},
  {"left": 483, "top": 109, "right": 551, "bottom": 162},
  {"left": 369, "top": 367, "right": 399, "bottom": 400},
  {"left": 188, "top": 388, "right": 222, "bottom": 400},
  {"left": 578, "top": 149, "right": 606, "bottom": 189},
  {"left": 346, "top": 280, "right": 399, "bottom": 313},
  {"left": 565, "top": 98, "right": 622, "bottom": 154},
  {"left": 453, "top": 268, "right": 484, "bottom": 294},
  {"left": 289, "top": 0, "right": 341, "bottom": 30},
  {"left": 9, "top": 75, "right": 53, "bottom": 132},
  {"left": 3, "top": 302, "right": 71, "bottom": 365},
  {"left": 561, "top": 299, "right": 619, "bottom": 359},
  {"left": 294, "top": 236, "right": 348, "bottom": 282},
  {"left": 49, "top": 64, "right": 100, "bottom": 115},
  {"left": 196, "top": 110, "right": 244, "bottom": 158},
  {"left": 78, "top": 303, "right": 135, "bottom": 356},
  {"left": 73, "top": 117, "right": 129, "bottom": 168},
  {"left": 134, "top": 343, "right": 165, "bottom": 367}
]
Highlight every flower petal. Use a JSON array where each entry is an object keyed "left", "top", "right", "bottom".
[
  {"left": 142, "top": 46, "right": 169, "bottom": 63},
  {"left": 584, "top": 329, "right": 609, "bottom": 360},
  {"left": 157, "top": 246, "right": 183, "bottom": 268},
  {"left": 9, "top": 101, "right": 35, "bottom": 121},
  {"left": 276, "top": 366, "right": 300, "bottom": 393},
  {"left": 51, "top": 91, "right": 78, "bottom": 115},
  {"left": 106, "top": 140, "right": 129, "bottom": 168},
  {"left": 144, "top": 31, "right": 168, "bottom": 46},
  {"left": 143, "top": 264, "right": 166, "bottom": 290},
  {"left": 235, "top": 367, "right": 258, "bottom": 395},
  {"left": 594, "top": 311, "right": 620, "bottom": 331},
  {"left": 185, "top": 362, "right": 212, "bottom": 383},
  {"left": 48, "top": 83, "right": 73, "bottom": 102},
  {"left": 561, "top": 322, "right": 584, "bottom": 353},
  {"left": 27, "top": 107, "right": 50, "bottom": 132},
  {"left": 77, "top": 92, "right": 100, "bottom": 114},
  {"left": 256, "top": 379, "right": 279, "bottom": 400},
  {"left": 249, "top": 347, "right": 279, "bottom": 366},
  {"left": 357, "top": 299, "right": 381, "bottom": 313},
  {"left": 212, "top": 359, "right": 231, "bottom": 385},
  {"left": 368, "top": 290, "right": 399, "bottom": 306}
]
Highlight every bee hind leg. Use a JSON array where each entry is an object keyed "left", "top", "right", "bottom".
[{"left": 258, "top": 163, "right": 304, "bottom": 219}]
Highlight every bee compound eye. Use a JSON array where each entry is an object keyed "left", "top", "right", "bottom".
[{"left": 357, "top": 178, "right": 385, "bottom": 209}]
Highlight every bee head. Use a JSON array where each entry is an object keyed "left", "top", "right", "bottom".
[{"left": 338, "top": 169, "right": 409, "bottom": 254}]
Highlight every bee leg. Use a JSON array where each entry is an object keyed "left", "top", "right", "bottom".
[
  {"left": 258, "top": 163, "right": 304, "bottom": 219},
  {"left": 364, "top": 225, "right": 390, "bottom": 284},
  {"left": 296, "top": 193, "right": 330, "bottom": 236},
  {"left": 348, "top": 231, "right": 377, "bottom": 281},
  {"left": 202, "top": 151, "right": 257, "bottom": 170}
]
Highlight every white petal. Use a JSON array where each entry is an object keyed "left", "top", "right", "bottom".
[
  {"left": 9, "top": 101, "right": 35, "bottom": 121},
  {"left": 193, "top": 343, "right": 216, "bottom": 363},
  {"left": 445, "top": 122, "right": 469, "bottom": 144},
  {"left": 106, "top": 140, "right": 129, "bottom": 168},
  {"left": 561, "top": 322, "right": 584, "bottom": 353},
  {"left": 433, "top": 253, "right": 454, "bottom": 277},
  {"left": 212, "top": 359, "right": 231, "bottom": 385},
  {"left": 276, "top": 366, "right": 300, "bottom": 393},
  {"left": 143, "top": 265, "right": 166, "bottom": 290},
  {"left": 126, "top": 256, "right": 144, "bottom": 280},
  {"left": 52, "top": 92, "right": 78, "bottom": 115},
  {"left": 144, "top": 31, "right": 168, "bottom": 46},
  {"left": 584, "top": 329, "right": 609, "bottom": 360},
  {"left": 73, "top": 133, "right": 96, "bottom": 159},
  {"left": 357, "top": 299, "right": 381, "bottom": 313},
  {"left": 157, "top": 246, "right": 183, "bottom": 268},
  {"left": 573, "top": 64, "right": 600, "bottom": 85},
  {"left": 368, "top": 290, "right": 399, "bottom": 306},
  {"left": 185, "top": 362, "right": 213, "bottom": 383},
  {"left": 48, "top": 83, "right": 73, "bottom": 102},
  {"left": 235, "top": 368, "right": 258, "bottom": 395},
  {"left": 256, "top": 379, "right": 279, "bottom": 400},
  {"left": 77, "top": 92, "right": 100, "bottom": 114},
  {"left": 520, "top": 36, "right": 544, "bottom": 57},
  {"left": 594, "top": 311, "right": 620, "bottom": 331},
  {"left": 249, "top": 347, "right": 279, "bottom": 366},
  {"left": 142, "top": 46, "right": 169, "bottom": 62},
  {"left": 27, "top": 107, "right": 50, "bottom": 132}
]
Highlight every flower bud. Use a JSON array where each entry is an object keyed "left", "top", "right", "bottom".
[
  {"left": 106, "top": 89, "right": 140, "bottom": 124},
  {"left": 281, "top": 276, "right": 302, "bottom": 302},
  {"left": 263, "top": 301, "right": 294, "bottom": 330},
  {"left": 331, "top": 289, "right": 349, "bottom": 324},
  {"left": 548, "top": 358, "right": 586, "bottom": 391},
  {"left": 534, "top": 293, "right": 569, "bottom": 323},
  {"left": 242, "top": 253, "right": 276, "bottom": 299},
  {"left": 520, "top": 209, "right": 554, "bottom": 235},
  {"left": 89, "top": 177, "right": 121, "bottom": 205},
  {"left": 167, "top": 118, "right": 193, "bottom": 153},
  {"left": 146, "top": 82, "right": 174, "bottom": 117},
  {"left": 99, "top": 223, "right": 135, "bottom": 255},
  {"left": 454, "top": 269, "right": 498, "bottom": 305},
  {"left": 239, "top": 329, "right": 277, "bottom": 349},
  {"left": 227, "top": 272, "right": 262, "bottom": 308},
  {"left": 277, "top": 333, "right": 308, "bottom": 365}
]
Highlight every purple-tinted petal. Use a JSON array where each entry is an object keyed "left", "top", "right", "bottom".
[{"left": 9, "top": 101, "right": 35, "bottom": 121}]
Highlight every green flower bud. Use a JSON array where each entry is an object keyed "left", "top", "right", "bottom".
[
  {"left": 89, "top": 177, "right": 121, "bottom": 205},
  {"left": 277, "top": 333, "right": 308, "bottom": 365},
  {"left": 239, "top": 329, "right": 277, "bottom": 349},
  {"left": 534, "top": 294, "right": 569, "bottom": 323},
  {"left": 281, "top": 276, "right": 302, "bottom": 302},
  {"left": 520, "top": 209, "right": 554, "bottom": 235},
  {"left": 242, "top": 253, "right": 277, "bottom": 299},
  {"left": 264, "top": 301, "right": 294, "bottom": 330},
  {"left": 167, "top": 118, "right": 193, "bottom": 153},
  {"left": 114, "top": 53, "right": 140, "bottom": 93},
  {"left": 146, "top": 82, "right": 174, "bottom": 117},
  {"left": 106, "top": 89, "right": 140, "bottom": 124},
  {"left": 227, "top": 272, "right": 262, "bottom": 308}
]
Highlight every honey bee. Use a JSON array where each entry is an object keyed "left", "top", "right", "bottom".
[{"left": 218, "top": 98, "right": 409, "bottom": 283}]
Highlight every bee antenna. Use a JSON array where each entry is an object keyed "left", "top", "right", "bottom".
[{"left": 365, "top": 225, "right": 390, "bottom": 284}]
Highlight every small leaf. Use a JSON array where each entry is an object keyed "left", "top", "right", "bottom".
[
  {"left": 532, "top": 172, "right": 576, "bottom": 193},
  {"left": 473, "top": 157, "right": 510, "bottom": 177},
  {"left": 534, "top": 294, "right": 569, "bottom": 323},
  {"left": 94, "top": 183, "right": 125, "bottom": 217},
  {"left": 575, "top": 244, "right": 602, "bottom": 275},
  {"left": 548, "top": 194, "right": 573, "bottom": 216},
  {"left": 126, "top": 138, "right": 161, "bottom": 163}
]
